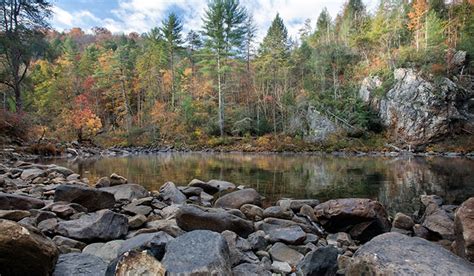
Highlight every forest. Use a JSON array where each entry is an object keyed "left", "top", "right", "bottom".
[{"left": 1, "top": 0, "right": 473, "bottom": 151}]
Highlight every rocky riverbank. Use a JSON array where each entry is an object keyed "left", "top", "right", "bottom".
[{"left": 0, "top": 162, "right": 473, "bottom": 275}]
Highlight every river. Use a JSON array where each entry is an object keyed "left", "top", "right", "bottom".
[{"left": 41, "top": 152, "right": 474, "bottom": 215}]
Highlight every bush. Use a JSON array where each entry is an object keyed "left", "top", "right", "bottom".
[{"left": 0, "top": 109, "right": 33, "bottom": 142}]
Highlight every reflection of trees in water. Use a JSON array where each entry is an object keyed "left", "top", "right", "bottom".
[{"left": 43, "top": 154, "right": 474, "bottom": 214}]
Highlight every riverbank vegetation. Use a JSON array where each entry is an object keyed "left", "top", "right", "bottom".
[{"left": 1, "top": 0, "right": 473, "bottom": 152}]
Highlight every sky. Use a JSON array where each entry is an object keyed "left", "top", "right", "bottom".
[{"left": 50, "top": 0, "right": 379, "bottom": 41}]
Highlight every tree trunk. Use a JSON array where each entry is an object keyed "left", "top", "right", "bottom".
[{"left": 217, "top": 52, "right": 224, "bottom": 137}]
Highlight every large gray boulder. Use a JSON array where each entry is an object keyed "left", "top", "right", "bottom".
[
  {"left": 100, "top": 184, "right": 148, "bottom": 201},
  {"left": 297, "top": 246, "right": 338, "bottom": 276},
  {"left": 0, "top": 219, "right": 59, "bottom": 276},
  {"left": 57, "top": 209, "right": 128, "bottom": 242},
  {"left": 346, "top": 232, "right": 474, "bottom": 275},
  {"left": 176, "top": 205, "right": 254, "bottom": 237},
  {"left": 159, "top": 182, "right": 186, "bottom": 204},
  {"left": 54, "top": 184, "right": 115, "bottom": 211},
  {"left": 304, "top": 106, "right": 337, "bottom": 142},
  {"left": 214, "top": 188, "right": 262, "bottom": 209},
  {"left": 361, "top": 68, "right": 472, "bottom": 145},
  {"left": 162, "top": 230, "right": 231, "bottom": 275},
  {"left": 0, "top": 192, "right": 45, "bottom": 210},
  {"left": 53, "top": 253, "right": 107, "bottom": 276}
]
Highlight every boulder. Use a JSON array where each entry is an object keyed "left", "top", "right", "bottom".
[
  {"left": 0, "top": 209, "right": 31, "bottom": 221},
  {"left": 159, "top": 182, "right": 186, "bottom": 204},
  {"left": 188, "top": 179, "right": 219, "bottom": 194},
  {"left": 54, "top": 184, "right": 115, "bottom": 211},
  {"left": 297, "top": 246, "right": 338, "bottom": 276},
  {"left": 346, "top": 232, "right": 474, "bottom": 275},
  {"left": 240, "top": 204, "right": 264, "bottom": 221},
  {"left": 206, "top": 179, "right": 236, "bottom": 192},
  {"left": 422, "top": 208, "right": 455, "bottom": 240},
  {"left": 267, "top": 225, "right": 306, "bottom": 245},
  {"left": 100, "top": 184, "right": 148, "bottom": 201},
  {"left": 304, "top": 106, "right": 337, "bottom": 142},
  {"left": 0, "top": 192, "right": 45, "bottom": 210},
  {"left": 109, "top": 173, "right": 127, "bottom": 186},
  {"left": 454, "top": 197, "right": 474, "bottom": 262},
  {"left": 176, "top": 205, "right": 254, "bottom": 237},
  {"left": 263, "top": 205, "right": 293, "bottom": 220},
  {"left": 57, "top": 209, "right": 128, "bottom": 242},
  {"left": 0, "top": 219, "right": 59, "bottom": 275},
  {"left": 314, "top": 198, "right": 391, "bottom": 242},
  {"left": 82, "top": 240, "right": 124, "bottom": 263},
  {"left": 373, "top": 68, "right": 471, "bottom": 145},
  {"left": 118, "top": 231, "right": 174, "bottom": 260},
  {"left": 95, "top": 177, "right": 110, "bottom": 188},
  {"left": 53, "top": 253, "right": 107, "bottom": 276},
  {"left": 214, "top": 188, "right": 261, "bottom": 209},
  {"left": 392, "top": 212, "right": 415, "bottom": 230},
  {"left": 162, "top": 230, "right": 232, "bottom": 275},
  {"left": 268, "top": 242, "right": 304, "bottom": 267},
  {"left": 106, "top": 250, "right": 165, "bottom": 276}
]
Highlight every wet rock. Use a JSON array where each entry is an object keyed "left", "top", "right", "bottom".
[
  {"left": 118, "top": 231, "right": 174, "bottom": 260},
  {"left": 268, "top": 242, "right": 304, "bottom": 267},
  {"left": 207, "top": 179, "right": 236, "bottom": 192},
  {"left": 346, "top": 232, "right": 474, "bottom": 275},
  {"left": 54, "top": 184, "right": 115, "bottom": 212},
  {"left": 162, "top": 230, "right": 231, "bottom": 275},
  {"left": 0, "top": 192, "right": 45, "bottom": 210},
  {"left": 454, "top": 197, "right": 474, "bottom": 262},
  {"left": 267, "top": 225, "right": 306, "bottom": 245},
  {"left": 263, "top": 205, "right": 293, "bottom": 220},
  {"left": 297, "top": 246, "right": 338, "bottom": 276},
  {"left": 314, "top": 198, "right": 391, "bottom": 242},
  {"left": 233, "top": 262, "right": 271, "bottom": 276},
  {"left": 82, "top": 240, "right": 124, "bottom": 263},
  {"left": 53, "top": 253, "right": 107, "bottom": 276},
  {"left": 159, "top": 181, "right": 186, "bottom": 204},
  {"left": 109, "top": 173, "right": 127, "bottom": 186},
  {"left": 188, "top": 179, "right": 219, "bottom": 194},
  {"left": 128, "top": 214, "right": 147, "bottom": 229},
  {"left": 214, "top": 188, "right": 261, "bottom": 209},
  {"left": 176, "top": 205, "right": 254, "bottom": 237},
  {"left": 0, "top": 209, "right": 30, "bottom": 221},
  {"left": 100, "top": 184, "right": 148, "bottom": 201},
  {"left": 0, "top": 219, "right": 59, "bottom": 276},
  {"left": 277, "top": 198, "right": 320, "bottom": 212},
  {"left": 240, "top": 204, "right": 263, "bottom": 221},
  {"left": 392, "top": 212, "right": 415, "bottom": 230},
  {"left": 57, "top": 209, "right": 128, "bottom": 242},
  {"left": 106, "top": 250, "right": 165, "bottom": 276}
]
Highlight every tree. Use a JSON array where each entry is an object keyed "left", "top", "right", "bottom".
[
  {"left": 0, "top": 0, "right": 51, "bottom": 111},
  {"left": 408, "top": 0, "right": 429, "bottom": 51},
  {"left": 160, "top": 12, "right": 183, "bottom": 108},
  {"left": 202, "top": 0, "right": 247, "bottom": 136}
]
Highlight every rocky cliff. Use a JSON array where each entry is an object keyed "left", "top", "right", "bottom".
[{"left": 360, "top": 66, "right": 473, "bottom": 146}]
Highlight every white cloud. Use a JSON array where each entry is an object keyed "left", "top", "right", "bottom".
[{"left": 51, "top": 0, "right": 378, "bottom": 40}]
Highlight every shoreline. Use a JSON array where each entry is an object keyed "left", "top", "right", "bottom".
[{"left": 0, "top": 161, "right": 473, "bottom": 274}]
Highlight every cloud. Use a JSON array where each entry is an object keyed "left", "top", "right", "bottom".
[{"left": 51, "top": 0, "right": 378, "bottom": 40}]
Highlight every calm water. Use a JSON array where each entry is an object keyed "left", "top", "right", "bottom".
[{"left": 41, "top": 153, "right": 474, "bottom": 215}]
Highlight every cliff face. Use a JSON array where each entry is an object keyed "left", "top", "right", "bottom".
[{"left": 360, "top": 67, "right": 473, "bottom": 146}]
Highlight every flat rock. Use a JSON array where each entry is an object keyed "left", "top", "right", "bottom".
[
  {"left": 100, "top": 184, "right": 148, "bottom": 201},
  {"left": 314, "top": 198, "right": 391, "bottom": 242},
  {"left": 0, "top": 219, "right": 59, "bottom": 275},
  {"left": 267, "top": 225, "right": 306, "bottom": 245},
  {"left": 214, "top": 188, "right": 261, "bottom": 209},
  {"left": 297, "top": 246, "right": 338, "bottom": 276},
  {"left": 0, "top": 209, "right": 31, "bottom": 221},
  {"left": 0, "top": 192, "right": 45, "bottom": 210},
  {"left": 53, "top": 253, "right": 107, "bottom": 276},
  {"left": 176, "top": 205, "right": 254, "bottom": 237},
  {"left": 54, "top": 184, "right": 115, "bottom": 212},
  {"left": 82, "top": 240, "right": 124, "bottom": 263},
  {"left": 159, "top": 182, "right": 186, "bottom": 204},
  {"left": 454, "top": 197, "right": 474, "bottom": 262},
  {"left": 162, "top": 230, "right": 232, "bottom": 275},
  {"left": 57, "top": 209, "right": 128, "bottom": 242},
  {"left": 106, "top": 250, "right": 165, "bottom": 276},
  {"left": 346, "top": 232, "right": 474, "bottom": 275},
  {"left": 268, "top": 242, "right": 304, "bottom": 267}
]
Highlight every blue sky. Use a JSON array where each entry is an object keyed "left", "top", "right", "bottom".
[{"left": 50, "top": 0, "right": 378, "bottom": 41}]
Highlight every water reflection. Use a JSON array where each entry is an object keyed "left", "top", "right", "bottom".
[{"left": 41, "top": 153, "right": 474, "bottom": 215}]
